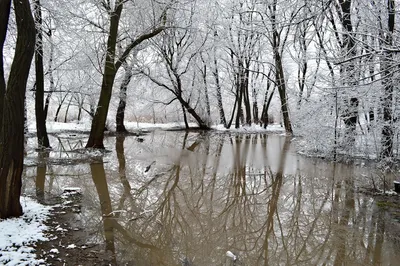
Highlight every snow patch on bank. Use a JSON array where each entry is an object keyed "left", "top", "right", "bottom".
[{"left": 0, "top": 197, "right": 52, "bottom": 265}]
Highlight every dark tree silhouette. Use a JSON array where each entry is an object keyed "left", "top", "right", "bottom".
[{"left": 0, "top": 0, "right": 36, "bottom": 219}]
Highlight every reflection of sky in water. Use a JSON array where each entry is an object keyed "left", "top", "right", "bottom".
[{"left": 22, "top": 131, "right": 400, "bottom": 266}]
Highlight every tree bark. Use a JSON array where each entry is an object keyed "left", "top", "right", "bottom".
[
  {"left": 0, "top": 0, "right": 11, "bottom": 131},
  {"left": 201, "top": 64, "right": 211, "bottom": 120},
  {"left": 44, "top": 28, "right": 55, "bottom": 121},
  {"left": 261, "top": 71, "right": 275, "bottom": 128},
  {"left": 270, "top": 0, "right": 292, "bottom": 134},
  {"left": 338, "top": 0, "right": 358, "bottom": 145},
  {"left": 212, "top": 51, "right": 227, "bottom": 127},
  {"left": 243, "top": 63, "right": 251, "bottom": 125},
  {"left": 274, "top": 50, "right": 293, "bottom": 133},
  {"left": 0, "top": 0, "right": 36, "bottom": 219},
  {"left": 86, "top": 2, "right": 123, "bottom": 148},
  {"left": 86, "top": 1, "right": 164, "bottom": 148},
  {"left": 34, "top": 0, "right": 50, "bottom": 148},
  {"left": 235, "top": 77, "right": 243, "bottom": 129},
  {"left": 116, "top": 64, "right": 133, "bottom": 133},
  {"left": 380, "top": 0, "right": 395, "bottom": 159}
]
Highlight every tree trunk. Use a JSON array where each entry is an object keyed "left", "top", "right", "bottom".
[
  {"left": 54, "top": 93, "right": 68, "bottom": 122},
  {"left": 86, "top": 3, "right": 122, "bottom": 148},
  {"left": 34, "top": 0, "right": 50, "bottom": 149},
  {"left": 64, "top": 95, "right": 73, "bottom": 123},
  {"left": 44, "top": 28, "right": 55, "bottom": 121},
  {"left": 252, "top": 73, "right": 259, "bottom": 124},
  {"left": 243, "top": 63, "right": 251, "bottom": 125},
  {"left": 338, "top": 0, "right": 358, "bottom": 146},
  {"left": 182, "top": 104, "right": 189, "bottom": 129},
  {"left": 380, "top": 0, "right": 395, "bottom": 159},
  {"left": 178, "top": 96, "right": 209, "bottom": 129},
  {"left": 86, "top": 2, "right": 164, "bottom": 148},
  {"left": 274, "top": 50, "right": 293, "bottom": 133},
  {"left": 212, "top": 52, "right": 227, "bottom": 127},
  {"left": 0, "top": 0, "right": 11, "bottom": 131},
  {"left": 175, "top": 74, "right": 209, "bottom": 129},
  {"left": 270, "top": 0, "right": 292, "bottom": 134},
  {"left": 116, "top": 64, "right": 133, "bottom": 133},
  {"left": 201, "top": 64, "right": 211, "bottom": 120},
  {"left": 235, "top": 74, "right": 243, "bottom": 129},
  {"left": 0, "top": 0, "right": 36, "bottom": 219},
  {"left": 261, "top": 73, "right": 275, "bottom": 128}
]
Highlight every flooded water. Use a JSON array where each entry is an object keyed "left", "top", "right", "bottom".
[{"left": 23, "top": 131, "right": 400, "bottom": 265}]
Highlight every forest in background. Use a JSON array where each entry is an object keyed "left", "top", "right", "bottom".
[{"left": 1, "top": 0, "right": 400, "bottom": 160}]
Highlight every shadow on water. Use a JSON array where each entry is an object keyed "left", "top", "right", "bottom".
[{"left": 24, "top": 131, "right": 400, "bottom": 265}]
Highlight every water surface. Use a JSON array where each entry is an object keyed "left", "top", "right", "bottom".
[{"left": 23, "top": 131, "right": 400, "bottom": 265}]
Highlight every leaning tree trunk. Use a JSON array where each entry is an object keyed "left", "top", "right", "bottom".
[
  {"left": 0, "top": 0, "right": 36, "bottom": 219},
  {"left": 86, "top": 1, "right": 164, "bottom": 148},
  {"left": 116, "top": 63, "right": 133, "bottom": 133},
  {"left": 270, "top": 0, "right": 292, "bottom": 134},
  {"left": 261, "top": 72, "right": 275, "bottom": 128},
  {"left": 86, "top": 3, "right": 122, "bottom": 148},
  {"left": 34, "top": 0, "right": 50, "bottom": 148},
  {"left": 274, "top": 50, "right": 293, "bottom": 134}
]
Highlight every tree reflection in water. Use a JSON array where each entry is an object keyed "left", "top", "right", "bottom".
[{"left": 27, "top": 132, "right": 400, "bottom": 265}]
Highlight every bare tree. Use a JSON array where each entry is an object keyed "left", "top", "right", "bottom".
[
  {"left": 34, "top": 0, "right": 51, "bottom": 149},
  {"left": 0, "top": 0, "right": 36, "bottom": 219},
  {"left": 86, "top": 0, "right": 167, "bottom": 148}
]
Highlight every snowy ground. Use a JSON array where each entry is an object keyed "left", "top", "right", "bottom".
[{"left": 0, "top": 197, "right": 52, "bottom": 266}]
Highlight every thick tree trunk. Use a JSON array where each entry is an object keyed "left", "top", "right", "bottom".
[
  {"left": 338, "top": 0, "right": 358, "bottom": 146},
  {"left": 270, "top": 0, "right": 292, "bottom": 134},
  {"left": 86, "top": 3, "right": 122, "bottom": 148},
  {"left": 0, "top": 0, "right": 36, "bottom": 219},
  {"left": 34, "top": 0, "right": 50, "bottom": 148},
  {"left": 116, "top": 64, "right": 133, "bottom": 133},
  {"left": 0, "top": 0, "right": 11, "bottom": 131},
  {"left": 86, "top": 2, "right": 164, "bottom": 148}
]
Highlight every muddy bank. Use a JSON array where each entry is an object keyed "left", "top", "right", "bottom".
[{"left": 34, "top": 192, "right": 116, "bottom": 265}]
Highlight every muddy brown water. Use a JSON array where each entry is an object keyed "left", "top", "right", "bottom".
[{"left": 23, "top": 131, "right": 400, "bottom": 265}]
